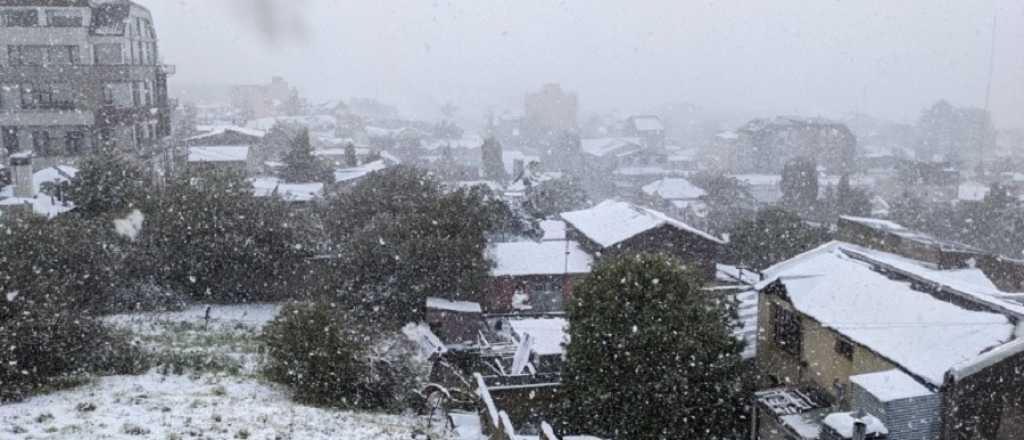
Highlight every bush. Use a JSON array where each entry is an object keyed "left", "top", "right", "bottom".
[
  {"left": 261, "top": 302, "right": 421, "bottom": 411},
  {"left": 95, "top": 282, "right": 189, "bottom": 315},
  {"left": 0, "top": 302, "right": 145, "bottom": 402}
]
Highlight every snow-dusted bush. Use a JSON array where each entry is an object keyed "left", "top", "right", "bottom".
[
  {"left": 261, "top": 302, "right": 423, "bottom": 411},
  {"left": 0, "top": 301, "right": 145, "bottom": 402}
]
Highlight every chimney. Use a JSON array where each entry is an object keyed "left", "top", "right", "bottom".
[
  {"left": 10, "top": 152, "right": 33, "bottom": 199},
  {"left": 852, "top": 410, "right": 867, "bottom": 440}
]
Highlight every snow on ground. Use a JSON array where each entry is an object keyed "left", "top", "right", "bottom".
[
  {"left": 0, "top": 303, "right": 442, "bottom": 439},
  {"left": 0, "top": 372, "right": 419, "bottom": 439},
  {"left": 105, "top": 304, "right": 283, "bottom": 375}
]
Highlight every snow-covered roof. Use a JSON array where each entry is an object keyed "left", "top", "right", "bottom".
[
  {"left": 507, "top": 317, "right": 568, "bottom": 356},
  {"left": 0, "top": 165, "right": 79, "bottom": 219},
  {"left": 758, "top": 242, "right": 1018, "bottom": 386},
  {"left": 561, "top": 200, "right": 725, "bottom": 248},
  {"left": 245, "top": 115, "right": 336, "bottom": 132},
  {"left": 716, "top": 130, "right": 739, "bottom": 140},
  {"left": 334, "top": 160, "right": 387, "bottom": 183},
  {"left": 186, "top": 125, "right": 265, "bottom": 141},
  {"left": 642, "top": 178, "right": 706, "bottom": 201},
  {"left": 630, "top": 116, "right": 664, "bottom": 132},
  {"left": 539, "top": 220, "right": 566, "bottom": 241},
  {"left": 849, "top": 369, "right": 933, "bottom": 403},
  {"left": 250, "top": 177, "right": 323, "bottom": 202},
  {"left": 729, "top": 174, "right": 782, "bottom": 186},
  {"left": 839, "top": 215, "right": 980, "bottom": 254},
  {"left": 423, "top": 134, "right": 484, "bottom": 151},
  {"left": 488, "top": 241, "right": 592, "bottom": 277},
  {"left": 426, "top": 297, "right": 483, "bottom": 314},
  {"left": 823, "top": 412, "right": 888, "bottom": 438},
  {"left": 30, "top": 165, "right": 78, "bottom": 195},
  {"left": 580, "top": 137, "right": 642, "bottom": 158},
  {"left": 958, "top": 181, "right": 990, "bottom": 201},
  {"left": 502, "top": 151, "right": 541, "bottom": 175},
  {"left": 0, "top": 195, "right": 74, "bottom": 218},
  {"left": 187, "top": 146, "right": 250, "bottom": 163}
]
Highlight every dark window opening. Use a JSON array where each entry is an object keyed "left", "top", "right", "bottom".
[{"left": 772, "top": 303, "right": 802, "bottom": 356}]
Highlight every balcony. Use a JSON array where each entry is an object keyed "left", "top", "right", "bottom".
[
  {"left": 0, "top": 109, "right": 94, "bottom": 126},
  {"left": 159, "top": 64, "right": 176, "bottom": 75}
]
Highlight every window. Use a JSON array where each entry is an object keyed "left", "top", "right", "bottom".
[
  {"left": 1, "top": 127, "right": 18, "bottom": 153},
  {"left": 104, "top": 83, "right": 132, "bottom": 108},
  {"left": 8, "top": 45, "right": 79, "bottom": 66},
  {"left": 131, "top": 82, "right": 141, "bottom": 107},
  {"left": 1, "top": 9, "right": 38, "bottom": 27},
  {"left": 834, "top": 338, "right": 854, "bottom": 360},
  {"left": 20, "top": 84, "right": 73, "bottom": 110},
  {"left": 143, "top": 81, "right": 153, "bottom": 106},
  {"left": 32, "top": 130, "right": 51, "bottom": 156},
  {"left": 772, "top": 304, "right": 802, "bottom": 356},
  {"left": 94, "top": 43, "right": 124, "bottom": 65},
  {"left": 64, "top": 130, "right": 85, "bottom": 154},
  {"left": 46, "top": 10, "right": 83, "bottom": 27}
]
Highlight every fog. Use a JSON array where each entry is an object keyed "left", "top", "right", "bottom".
[{"left": 144, "top": 0, "right": 1023, "bottom": 129}]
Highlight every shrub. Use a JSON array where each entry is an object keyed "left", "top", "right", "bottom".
[
  {"left": 261, "top": 302, "right": 421, "bottom": 411},
  {"left": 0, "top": 301, "right": 147, "bottom": 402}
]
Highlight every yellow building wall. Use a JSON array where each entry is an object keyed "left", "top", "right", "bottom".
[{"left": 757, "top": 294, "right": 899, "bottom": 405}]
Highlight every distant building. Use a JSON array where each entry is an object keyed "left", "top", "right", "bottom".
[
  {"left": 624, "top": 115, "right": 666, "bottom": 151},
  {"left": 186, "top": 145, "right": 251, "bottom": 175},
  {"left": 230, "top": 76, "right": 298, "bottom": 121},
  {"left": 561, "top": 200, "right": 725, "bottom": 279},
  {"left": 0, "top": 0, "right": 174, "bottom": 166},
  {"left": 734, "top": 117, "right": 857, "bottom": 174},
  {"left": 484, "top": 240, "right": 593, "bottom": 313},
  {"left": 523, "top": 83, "right": 578, "bottom": 137}
]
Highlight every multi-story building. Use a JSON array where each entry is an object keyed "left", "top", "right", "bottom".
[{"left": 0, "top": 0, "right": 173, "bottom": 167}]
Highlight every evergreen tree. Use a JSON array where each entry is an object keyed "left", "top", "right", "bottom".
[
  {"left": 525, "top": 175, "right": 589, "bottom": 218},
  {"left": 480, "top": 137, "right": 507, "bottom": 182},
  {"left": 281, "top": 128, "right": 333, "bottom": 183},
  {"left": 344, "top": 142, "right": 358, "bottom": 167},
  {"left": 780, "top": 156, "right": 818, "bottom": 212},
  {"left": 562, "top": 253, "right": 751, "bottom": 439},
  {"left": 727, "top": 207, "right": 832, "bottom": 270},
  {"left": 65, "top": 150, "right": 149, "bottom": 217},
  {"left": 833, "top": 174, "right": 872, "bottom": 218}
]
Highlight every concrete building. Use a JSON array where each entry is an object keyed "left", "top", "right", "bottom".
[
  {"left": 734, "top": 117, "right": 857, "bottom": 174},
  {"left": 229, "top": 76, "right": 298, "bottom": 121},
  {"left": 0, "top": 0, "right": 173, "bottom": 167}
]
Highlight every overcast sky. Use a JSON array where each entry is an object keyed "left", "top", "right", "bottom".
[{"left": 142, "top": 0, "right": 1024, "bottom": 130}]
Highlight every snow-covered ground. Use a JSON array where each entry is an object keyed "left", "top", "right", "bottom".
[
  {"left": 0, "top": 372, "right": 421, "bottom": 439},
  {"left": 1, "top": 304, "right": 441, "bottom": 439}
]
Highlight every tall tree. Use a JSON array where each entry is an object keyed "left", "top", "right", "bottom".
[
  {"left": 344, "top": 142, "right": 358, "bottom": 167},
  {"left": 281, "top": 128, "right": 333, "bottom": 183},
  {"left": 727, "top": 207, "right": 832, "bottom": 270},
  {"left": 480, "top": 137, "right": 507, "bottom": 182},
  {"left": 65, "top": 150, "right": 149, "bottom": 217},
  {"left": 563, "top": 254, "right": 751, "bottom": 439},
  {"left": 780, "top": 156, "right": 818, "bottom": 212},
  {"left": 525, "top": 175, "right": 589, "bottom": 218},
  {"left": 692, "top": 172, "right": 756, "bottom": 233}
]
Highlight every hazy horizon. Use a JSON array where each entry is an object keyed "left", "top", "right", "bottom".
[{"left": 143, "top": 0, "right": 1024, "bottom": 131}]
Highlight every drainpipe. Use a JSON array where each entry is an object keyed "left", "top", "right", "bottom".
[{"left": 852, "top": 409, "right": 867, "bottom": 440}]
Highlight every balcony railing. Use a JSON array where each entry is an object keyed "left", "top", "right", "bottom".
[{"left": 159, "top": 64, "right": 176, "bottom": 75}]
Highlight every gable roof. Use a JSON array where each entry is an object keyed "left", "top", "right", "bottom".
[
  {"left": 561, "top": 200, "right": 725, "bottom": 248},
  {"left": 186, "top": 126, "right": 265, "bottom": 142},
  {"left": 488, "top": 240, "right": 592, "bottom": 277},
  {"left": 758, "top": 241, "right": 1019, "bottom": 386},
  {"left": 641, "top": 178, "right": 706, "bottom": 200},
  {"left": 580, "top": 137, "right": 642, "bottom": 158},
  {"left": 187, "top": 146, "right": 250, "bottom": 163}
]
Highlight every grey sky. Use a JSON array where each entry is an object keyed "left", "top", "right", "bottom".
[{"left": 142, "top": 0, "right": 1024, "bottom": 130}]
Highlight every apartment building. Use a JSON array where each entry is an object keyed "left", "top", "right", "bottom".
[{"left": 0, "top": 0, "right": 173, "bottom": 167}]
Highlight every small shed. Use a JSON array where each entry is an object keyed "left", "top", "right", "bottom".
[
  {"left": 425, "top": 297, "right": 483, "bottom": 345},
  {"left": 849, "top": 370, "right": 941, "bottom": 440}
]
